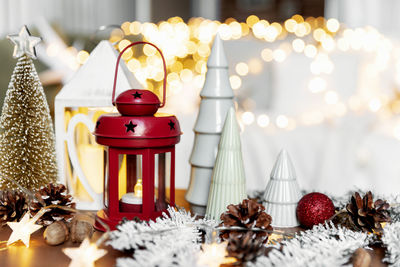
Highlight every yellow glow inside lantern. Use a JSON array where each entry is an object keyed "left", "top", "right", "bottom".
[{"left": 134, "top": 178, "right": 143, "bottom": 198}]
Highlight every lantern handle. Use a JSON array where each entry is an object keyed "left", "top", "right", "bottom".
[{"left": 112, "top": 41, "right": 167, "bottom": 108}]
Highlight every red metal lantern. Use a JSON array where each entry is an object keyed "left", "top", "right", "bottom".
[{"left": 93, "top": 42, "right": 181, "bottom": 231}]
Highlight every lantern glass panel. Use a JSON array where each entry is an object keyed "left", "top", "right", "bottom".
[
  {"left": 118, "top": 154, "right": 143, "bottom": 212},
  {"left": 154, "top": 152, "right": 171, "bottom": 211}
]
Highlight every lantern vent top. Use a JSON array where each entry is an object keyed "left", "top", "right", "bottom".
[{"left": 115, "top": 89, "right": 161, "bottom": 116}]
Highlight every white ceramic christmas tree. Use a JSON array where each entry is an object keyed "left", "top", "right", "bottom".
[
  {"left": 263, "top": 149, "right": 302, "bottom": 227},
  {"left": 205, "top": 107, "right": 247, "bottom": 221},
  {"left": 185, "top": 34, "right": 234, "bottom": 215}
]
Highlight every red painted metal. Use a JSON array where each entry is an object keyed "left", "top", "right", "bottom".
[{"left": 93, "top": 41, "right": 181, "bottom": 231}]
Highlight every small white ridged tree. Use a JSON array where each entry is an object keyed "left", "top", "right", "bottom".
[
  {"left": 185, "top": 34, "right": 234, "bottom": 215},
  {"left": 262, "top": 149, "right": 302, "bottom": 227},
  {"left": 205, "top": 107, "right": 247, "bottom": 221}
]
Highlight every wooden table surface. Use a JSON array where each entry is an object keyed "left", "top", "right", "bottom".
[{"left": 0, "top": 189, "right": 388, "bottom": 267}]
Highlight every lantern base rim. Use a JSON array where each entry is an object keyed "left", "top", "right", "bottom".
[{"left": 94, "top": 208, "right": 169, "bottom": 231}]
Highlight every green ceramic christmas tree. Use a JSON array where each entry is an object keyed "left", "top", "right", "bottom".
[{"left": 205, "top": 107, "right": 247, "bottom": 221}]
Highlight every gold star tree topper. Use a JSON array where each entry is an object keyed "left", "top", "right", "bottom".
[
  {"left": 7, "top": 25, "right": 42, "bottom": 59},
  {"left": 7, "top": 212, "right": 43, "bottom": 247},
  {"left": 63, "top": 238, "right": 107, "bottom": 267}
]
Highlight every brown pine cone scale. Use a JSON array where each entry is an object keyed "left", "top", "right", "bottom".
[
  {"left": 29, "top": 183, "right": 76, "bottom": 226},
  {"left": 220, "top": 199, "right": 273, "bottom": 242},
  {"left": 226, "top": 232, "right": 265, "bottom": 265},
  {"left": 0, "top": 190, "right": 28, "bottom": 226},
  {"left": 346, "top": 191, "right": 390, "bottom": 234}
]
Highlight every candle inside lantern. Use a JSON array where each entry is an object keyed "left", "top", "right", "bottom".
[{"left": 121, "top": 178, "right": 143, "bottom": 205}]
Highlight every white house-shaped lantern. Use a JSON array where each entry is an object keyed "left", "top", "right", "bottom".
[{"left": 55, "top": 40, "right": 141, "bottom": 210}]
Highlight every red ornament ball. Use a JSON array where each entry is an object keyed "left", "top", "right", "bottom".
[{"left": 296, "top": 192, "right": 335, "bottom": 228}]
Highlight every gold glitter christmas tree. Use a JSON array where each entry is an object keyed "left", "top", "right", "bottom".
[{"left": 0, "top": 26, "right": 57, "bottom": 190}]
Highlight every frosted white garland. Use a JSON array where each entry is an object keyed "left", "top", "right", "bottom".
[
  {"left": 108, "top": 195, "right": 400, "bottom": 267},
  {"left": 108, "top": 207, "right": 217, "bottom": 267},
  {"left": 250, "top": 222, "right": 371, "bottom": 267},
  {"left": 382, "top": 222, "right": 400, "bottom": 266}
]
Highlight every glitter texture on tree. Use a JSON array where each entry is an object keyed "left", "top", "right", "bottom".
[{"left": 0, "top": 54, "right": 58, "bottom": 190}]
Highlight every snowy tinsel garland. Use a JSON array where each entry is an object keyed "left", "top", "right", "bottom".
[
  {"left": 249, "top": 222, "right": 371, "bottom": 267},
  {"left": 382, "top": 222, "right": 400, "bottom": 266},
  {"left": 108, "top": 207, "right": 217, "bottom": 267},
  {"left": 108, "top": 194, "right": 400, "bottom": 267}
]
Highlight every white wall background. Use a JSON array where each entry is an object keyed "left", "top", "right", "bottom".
[
  {"left": 0, "top": 0, "right": 139, "bottom": 37},
  {"left": 325, "top": 0, "right": 400, "bottom": 38}
]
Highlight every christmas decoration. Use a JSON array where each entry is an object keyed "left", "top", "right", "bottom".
[
  {"left": 62, "top": 237, "right": 107, "bottom": 267},
  {"left": 186, "top": 33, "right": 235, "bottom": 215},
  {"left": 296, "top": 192, "right": 335, "bottom": 228},
  {"left": 0, "top": 190, "right": 28, "bottom": 226},
  {"left": 205, "top": 107, "right": 247, "bottom": 221},
  {"left": 70, "top": 213, "right": 94, "bottom": 243},
  {"left": 0, "top": 26, "right": 58, "bottom": 191},
  {"left": 55, "top": 40, "right": 141, "bottom": 210},
  {"left": 93, "top": 41, "right": 181, "bottom": 231},
  {"left": 7, "top": 212, "right": 43, "bottom": 247},
  {"left": 251, "top": 222, "right": 372, "bottom": 267},
  {"left": 262, "top": 149, "right": 302, "bottom": 227},
  {"left": 226, "top": 232, "right": 265, "bottom": 264},
  {"left": 382, "top": 221, "right": 400, "bottom": 266},
  {"left": 345, "top": 191, "right": 391, "bottom": 234},
  {"left": 197, "top": 240, "right": 236, "bottom": 267},
  {"left": 108, "top": 207, "right": 215, "bottom": 267},
  {"left": 219, "top": 199, "right": 273, "bottom": 242},
  {"left": 29, "top": 183, "right": 76, "bottom": 226},
  {"left": 7, "top": 25, "right": 41, "bottom": 59},
  {"left": 44, "top": 221, "right": 69, "bottom": 245}
]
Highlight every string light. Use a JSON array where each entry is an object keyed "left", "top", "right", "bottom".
[
  {"left": 67, "top": 15, "right": 399, "bottom": 135},
  {"left": 308, "top": 77, "right": 327, "bottom": 93},
  {"left": 292, "top": 39, "right": 305, "bottom": 53},
  {"left": 276, "top": 115, "right": 289, "bottom": 129},
  {"left": 327, "top": 18, "right": 340, "bottom": 33},
  {"left": 273, "top": 49, "right": 286, "bottom": 62},
  {"left": 235, "top": 62, "right": 249, "bottom": 76},
  {"left": 76, "top": 50, "right": 89, "bottom": 65},
  {"left": 7, "top": 213, "right": 43, "bottom": 247},
  {"left": 324, "top": 91, "right": 339, "bottom": 105},
  {"left": 242, "top": 111, "right": 255, "bottom": 125},
  {"left": 63, "top": 238, "right": 107, "bottom": 267},
  {"left": 369, "top": 98, "right": 382, "bottom": 112},
  {"left": 257, "top": 114, "right": 270, "bottom": 127},
  {"left": 229, "top": 75, "right": 242, "bottom": 90},
  {"left": 261, "top": 48, "right": 273, "bottom": 62},
  {"left": 197, "top": 231, "right": 236, "bottom": 267}
]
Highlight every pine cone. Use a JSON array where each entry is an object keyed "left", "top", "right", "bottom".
[
  {"left": 220, "top": 199, "right": 273, "bottom": 242},
  {"left": 346, "top": 191, "right": 391, "bottom": 234},
  {"left": 226, "top": 232, "right": 265, "bottom": 265},
  {"left": 0, "top": 190, "right": 28, "bottom": 226},
  {"left": 29, "top": 183, "right": 76, "bottom": 226}
]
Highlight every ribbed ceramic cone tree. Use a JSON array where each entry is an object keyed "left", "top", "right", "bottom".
[
  {"left": 186, "top": 34, "right": 234, "bottom": 215},
  {"left": 205, "top": 107, "right": 246, "bottom": 221},
  {"left": 262, "top": 149, "right": 302, "bottom": 227}
]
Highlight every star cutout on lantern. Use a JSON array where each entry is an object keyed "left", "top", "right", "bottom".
[
  {"left": 132, "top": 91, "right": 143, "bottom": 99},
  {"left": 7, "top": 25, "right": 42, "bottom": 59},
  {"left": 168, "top": 120, "right": 175, "bottom": 130},
  {"left": 63, "top": 238, "right": 107, "bottom": 267},
  {"left": 125, "top": 121, "right": 137, "bottom": 133},
  {"left": 7, "top": 212, "right": 43, "bottom": 247},
  {"left": 96, "top": 121, "right": 100, "bottom": 129}
]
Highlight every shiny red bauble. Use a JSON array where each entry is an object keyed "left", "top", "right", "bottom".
[{"left": 296, "top": 192, "right": 335, "bottom": 228}]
